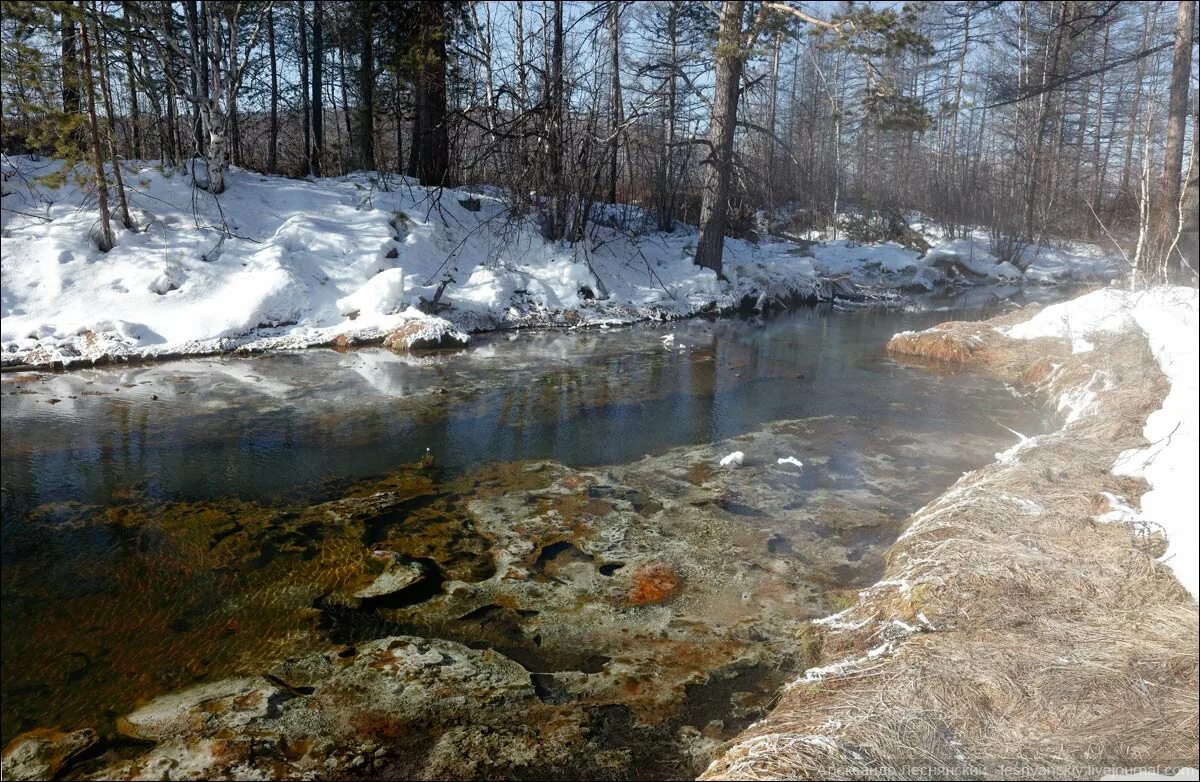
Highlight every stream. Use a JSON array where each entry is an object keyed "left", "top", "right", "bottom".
[{"left": 1, "top": 291, "right": 1057, "bottom": 778}]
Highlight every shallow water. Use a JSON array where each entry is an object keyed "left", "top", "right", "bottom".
[{"left": 0, "top": 298, "right": 1053, "bottom": 773}]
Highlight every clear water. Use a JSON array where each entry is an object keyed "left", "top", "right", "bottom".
[
  {"left": 0, "top": 300, "right": 1051, "bottom": 756},
  {"left": 2, "top": 303, "right": 1044, "bottom": 508}
]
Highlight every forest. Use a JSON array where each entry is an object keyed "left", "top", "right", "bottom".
[{"left": 2, "top": 0, "right": 1196, "bottom": 281}]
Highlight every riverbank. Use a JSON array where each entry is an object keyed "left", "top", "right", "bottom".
[
  {"left": 2, "top": 155, "right": 1121, "bottom": 371},
  {"left": 701, "top": 286, "right": 1199, "bottom": 780}
]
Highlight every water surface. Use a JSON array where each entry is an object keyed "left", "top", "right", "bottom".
[{"left": 2, "top": 302, "right": 1044, "bottom": 508}]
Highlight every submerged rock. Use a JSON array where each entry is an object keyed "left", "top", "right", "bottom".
[
  {"left": 116, "top": 677, "right": 281, "bottom": 742},
  {"left": 14, "top": 415, "right": 999, "bottom": 779},
  {"left": 96, "top": 637, "right": 539, "bottom": 780},
  {"left": 353, "top": 552, "right": 428, "bottom": 599},
  {"left": 2, "top": 728, "right": 98, "bottom": 781}
]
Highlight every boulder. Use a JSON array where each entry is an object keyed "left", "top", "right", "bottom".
[{"left": 381, "top": 319, "right": 468, "bottom": 351}]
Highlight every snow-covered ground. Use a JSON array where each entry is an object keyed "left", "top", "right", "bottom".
[
  {"left": 1, "top": 155, "right": 1124, "bottom": 368},
  {"left": 1005, "top": 286, "right": 1199, "bottom": 598}
]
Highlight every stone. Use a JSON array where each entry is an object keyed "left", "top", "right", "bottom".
[
  {"left": 116, "top": 677, "right": 281, "bottom": 741},
  {"left": 353, "top": 552, "right": 428, "bottom": 599},
  {"left": 1, "top": 728, "right": 98, "bottom": 781},
  {"left": 96, "top": 637, "right": 538, "bottom": 780},
  {"left": 381, "top": 320, "right": 468, "bottom": 352}
]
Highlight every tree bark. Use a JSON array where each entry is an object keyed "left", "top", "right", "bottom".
[
  {"left": 310, "top": 0, "right": 324, "bottom": 177},
  {"left": 1120, "top": 5, "right": 1155, "bottom": 200},
  {"left": 1178, "top": 102, "right": 1199, "bottom": 278},
  {"left": 1023, "top": 1, "right": 1067, "bottom": 241},
  {"left": 61, "top": 3, "right": 80, "bottom": 114},
  {"left": 410, "top": 0, "right": 450, "bottom": 186},
  {"left": 182, "top": 0, "right": 201, "bottom": 155},
  {"left": 607, "top": 1, "right": 622, "bottom": 204},
  {"left": 338, "top": 41, "right": 351, "bottom": 173},
  {"left": 162, "top": 2, "right": 181, "bottom": 165},
  {"left": 93, "top": 2, "right": 133, "bottom": 228},
  {"left": 121, "top": 1, "right": 140, "bottom": 158},
  {"left": 1089, "top": 15, "right": 1109, "bottom": 215},
  {"left": 267, "top": 3, "right": 278, "bottom": 173},
  {"left": 694, "top": 0, "right": 745, "bottom": 276},
  {"left": 78, "top": 1, "right": 113, "bottom": 251},
  {"left": 1162, "top": 0, "right": 1195, "bottom": 214},
  {"left": 543, "top": 0, "right": 565, "bottom": 236},
  {"left": 355, "top": 1, "right": 375, "bottom": 172},
  {"left": 299, "top": 2, "right": 311, "bottom": 172},
  {"left": 765, "top": 29, "right": 781, "bottom": 207}
]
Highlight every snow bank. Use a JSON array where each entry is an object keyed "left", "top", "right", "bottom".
[
  {"left": 1005, "top": 287, "right": 1137, "bottom": 352},
  {"left": 1008, "top": 286, "right": 1199, "bottom": 598},
  {"left": 1, "top": 155, "right": 1127, "bottom": 368}
]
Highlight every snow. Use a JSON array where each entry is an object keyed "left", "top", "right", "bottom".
[
  {"left": 1005, "top": 287, "right": 1138, "bottom": 352},
  {"left": 1008, "top": 286, "right": 1199, "bottom": 599},
  {"left": 1, "top": 155, "right": 1126, "bottom": 369},
  {"left": 719, "top": 451, "right": 745, "bottom": 468},
  {"left": 335, "top": 267, "right": 413, "bottom": 317},
  {"left": 777, "top": 456, "right": 804, "bottom": 470}
]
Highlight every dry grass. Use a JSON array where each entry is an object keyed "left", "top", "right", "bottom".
[{"left": 701, "top": 313, "right": 1198, "bottom": 780}]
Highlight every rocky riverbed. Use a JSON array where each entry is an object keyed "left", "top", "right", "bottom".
[{"left": 2, "top": 410, "right": 1017, "bottom": 780}]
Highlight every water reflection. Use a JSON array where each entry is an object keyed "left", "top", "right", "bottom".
[{"left": 2, "top": 304, "right": 1045, "bottom": 510}]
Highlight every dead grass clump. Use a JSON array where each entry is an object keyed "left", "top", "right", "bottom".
[
  {"left": 703, "top": 315, "right": 1199, "bottom": 780},
  {"left": 886, "top": 323, "right": 988, "bottom": 363}
]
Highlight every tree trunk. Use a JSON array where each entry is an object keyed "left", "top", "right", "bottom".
[
  {"left": 1178, "top": 102, "right": 1199, "bottom": 279},
  {"left": 267, "top": 4, "right": 278, "bottom": 173},
  {"left": 310, "top": 0, "right": 324, "bottom": 177},
  {"left": 694, "top": 0, "right": 745, "bottom": 277},
  {"left": 657, "top": 1, "right": 679, "bottom": 231},
  {"left": 765, "top": 29, "right": 781, "bottom": 207},
  {"left": 1120, "top": 5, "right": 1155, "bottom": 200},
  {"left": 948, "top": 7, "right": 969, "bottom": 190},
  {"left": 413, "top": 0, "right": 449, "bottom": 186},
  {"left": 607, "top": 1, "right": 622, "bottom": 204},
  {"left": 1089, "top": 16, "right": 1109, "bottom": 215},
  {"left": 231, "top": 93, "right": 241, "bottom": 167},
  {"left": 544, "top": 0, "right": 565, "bottom": 237},
  {"left": 338, "top": 42, "right": 351, "bottom": 173},
  {"left": 61, "top": 3, "right": 80, "bottom": 114},
  {"left": 161, "top": 3, "right": 181, "bottom": 166},
  {"left": 355, "top": 1, "right": 375, "bottom": 172},
  {"left": 394, "top": 79, "right": 403, "bottom": 173},
  {"left": 1162, "top": 0, "right": 1195, "bottom": 214},
  {"left": 93, "top": 3, "right": 133, "bottom": 228},
  {"left": 78, "top": 2, "right": 113, "bottom": 251},
  {"left": 185, "top": 0, "right": 204, "bottom": 156},
  {"left": 515, "top": 0, "right": 526, "bottom": 107},
  {"left": 121, "top": 1, "right": 140, "bottom": 158},
  {"left": 1023, "top": 1, "right": 1066, "bottom": 241},
  {"left": 299, "top": 2, "right": 311, "bottom": 173}
]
